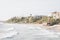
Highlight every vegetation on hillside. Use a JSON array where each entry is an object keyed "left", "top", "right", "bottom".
[
  {"left": 6, "top": 15, "right": 47, "bottom": 23},
  {"left": 6, "top": 14, "right": 60, "bottom": 26}
]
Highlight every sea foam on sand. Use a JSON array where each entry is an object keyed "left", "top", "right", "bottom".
[
  {"left": 0, "top": 23, "right": 60, "bottom": 39},
  {"left": 0, "top": 23, "right": 17, "bottom": 39}
]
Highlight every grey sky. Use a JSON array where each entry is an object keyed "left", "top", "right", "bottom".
[{"left": 0, "top": 0, "right": 60, "bottom": 21}]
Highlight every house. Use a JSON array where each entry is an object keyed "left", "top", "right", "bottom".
[{"left": 51, "top": 12, "right": 60, "bottom": 19}]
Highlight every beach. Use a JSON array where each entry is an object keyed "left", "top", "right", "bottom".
[{"left": 0, "top": 23, "right": 60, "bottom": 40}]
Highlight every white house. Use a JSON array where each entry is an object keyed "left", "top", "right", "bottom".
[{"left": 51, "top": 12, "right": 60, "bottom": 19}]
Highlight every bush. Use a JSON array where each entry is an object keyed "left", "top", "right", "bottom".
[{"left": 47, "top": 19, "right": 60, "bottom": 26}]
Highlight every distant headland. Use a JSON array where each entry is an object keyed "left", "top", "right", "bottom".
[{"left": 6, "top": 11, "right": 60, "bottom": 26}]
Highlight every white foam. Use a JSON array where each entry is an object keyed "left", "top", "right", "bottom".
[
  {"left": 0, "top": 31, "right": 17, "bottom": 39},
  {"left": 0, "top": 24, "right": 17, "bottom": 39}
]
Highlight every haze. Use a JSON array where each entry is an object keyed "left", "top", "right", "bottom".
[{"left": 0, "top": 0, "right": 60, "bottom": 21}]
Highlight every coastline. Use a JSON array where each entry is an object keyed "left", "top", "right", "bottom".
[
  {"left": 2, "top": 22, "right": 60, "bottom": 32},
  {"left": 1, "top": 23, "right": 60, "bottom": 39},
  {"left": 1, "top": 22, "right": 60, "bottom": 33}
]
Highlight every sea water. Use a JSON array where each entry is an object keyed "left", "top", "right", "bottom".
[{"left": 0, "top": 24, "right": 60, "bottom": 40}]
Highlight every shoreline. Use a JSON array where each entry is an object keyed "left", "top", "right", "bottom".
[{"left": 1, "top": 22, "right": 60, "bottom": 32}]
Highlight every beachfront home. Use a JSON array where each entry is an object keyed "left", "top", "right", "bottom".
[{"left": 51, "top": 12, "right": 60, "bottom": 19}]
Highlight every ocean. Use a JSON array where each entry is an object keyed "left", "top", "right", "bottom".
[{"left": 0, "top": 24, "right": 60, "bottom": 40}]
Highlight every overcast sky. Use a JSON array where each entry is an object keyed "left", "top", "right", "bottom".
[{"left": 0, "top": 0, "right": 60, "bottom": 21}]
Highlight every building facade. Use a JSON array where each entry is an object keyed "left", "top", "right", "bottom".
[{"left": 51, "top": 12, "right": 60, "bottom": 19}]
